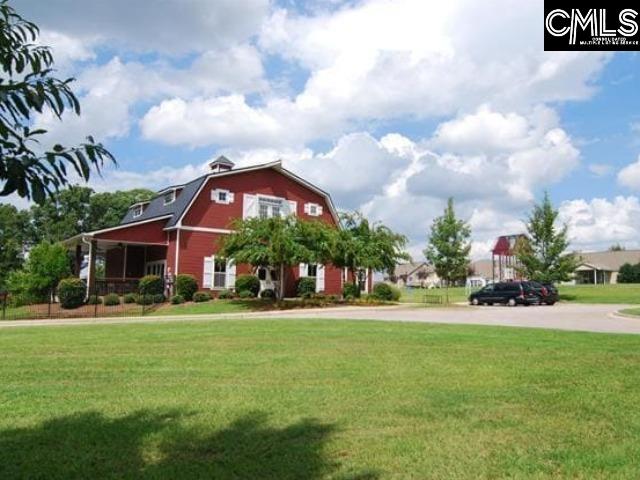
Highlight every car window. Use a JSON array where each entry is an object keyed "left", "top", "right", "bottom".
[{"left": 482, "top": 285, "right": 494, "bottom": 292}]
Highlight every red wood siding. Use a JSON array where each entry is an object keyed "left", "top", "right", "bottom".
[
  {"left": 182, "top": 168, "right": 337, "bottom": 229},
  {"left": 94, "top": 220, "right": 168, "bottom": 244}
]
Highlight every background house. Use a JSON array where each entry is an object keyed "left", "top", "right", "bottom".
[
  {"left": 387, "top": 262, "right": 441, "bottom": 288},
  {"left": 573, "top": 250, "right": 640, "bottom": 284}
]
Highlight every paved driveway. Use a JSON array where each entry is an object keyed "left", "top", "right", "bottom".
[{"left": 1, "top": 303, "right": 639, "bottom": 334}]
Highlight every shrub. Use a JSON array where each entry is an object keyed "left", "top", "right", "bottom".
[
  {"left": 138, "top": 275, "right": 163, "bottom": 296},
  {"left": 372, "top": 282, "right": 401, "bottom": 301},
  {"left": 342, "top": 283, "right": 360, "bottom": 299},
  {"left": 136, "top": 295, "right": 154, "bottom": 305},
  {"left": 193, "top": 291, "right": 212, "bottom": 302},
  {"left": 103, "top": 293, "right": 120, "bottom": 306},
  {"left": 238, "top": 290, "right": 255, "bottom": 299},
  {"left": 153, "top": 293, "right": 165, "bottom": 304},
  {"left": 235, "top": 274, "right": 260, "bottom": 297},
  {"left": 123, "top": 293, "right": 138, "bottom": 304},
  {"left": 57, "top": 278, "right": 86, "bottom": 309},
  {"left": 218, "top": 289, "right": 235, "bottom": 299},
  {"left": 297, "top": 277, "right": 316, "bottom": 298},
  {"left": 171, "top": 294, "right": 185, "bottom": 305},
  {"left": 260, "top": 288, "right": 276, "bottom": 300},
  {"left": 87, "top": 295, "right": 102, "bottom": 305},
  {"left": 176, "top": 274, "right": 198, "bottom": 301}
]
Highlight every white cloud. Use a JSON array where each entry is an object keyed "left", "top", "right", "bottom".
[
  {"left": 20, "top": 0, "right": 270, "bottom": 55},
  {"left": 618, "top": 156, "right": 640, "bottom": 190},
  {"left": 588, "top": 163, "right": 613, "bottom": 177},
  {"left": 559, "top": 197, "right": 640, "bottom": 250}
]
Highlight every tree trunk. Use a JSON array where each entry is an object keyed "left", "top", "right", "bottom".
[{"left": 279, "top": 263, "right": 285, "bottom": 300}]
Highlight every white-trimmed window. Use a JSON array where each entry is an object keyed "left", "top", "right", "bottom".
[
  {"left": 203, "top": 256, "right": 236, "bottom": 289},
  {"left": 163, "top": 190, "right": 176, "bottom": 205},
  {"left": 304, "top": 202, "right": 323, "bottom": 217},
  {"left": 243, "top": 194, "right": 296, "bottom": 219},
  {"left": 212, "top": 188, "right": 234, "bottom": 205},
  {"left": 299, "top": 263, "right": 325, "bottom": 292},
  {"left": 132, "top": 204, "right": 144, "bottom": 218}
]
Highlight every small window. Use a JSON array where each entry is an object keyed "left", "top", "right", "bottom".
[
  {"left": 132, "top": 205, "right": 143, "bottom": 218},
  {"left": 163, "top": 190, "right": 176, "bottom": 205},
  {"left": 304, "top": 202, "right": 322, "bottom": 217},
  {"left": 258, "top": 197, "right": 283, "bottom": 218},
  {"left": 307, "top": 264, "right": 318, "bottom": 278},
  {"left": 212, "top": 189, "right": 234, "bottom": 205},
  {"left": 258, "top": 268, "right": 267, "bottom": 281}
]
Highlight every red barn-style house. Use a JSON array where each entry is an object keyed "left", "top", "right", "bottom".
[{"left": 64, "top": 157, "right": 372, "bottom": 297}]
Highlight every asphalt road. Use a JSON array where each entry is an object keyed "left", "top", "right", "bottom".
[{"left": 1, "top": 303, "right": 639, "bottom": 334}]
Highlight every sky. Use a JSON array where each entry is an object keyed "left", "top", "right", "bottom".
[{"left": 8, "top": 0, "right": 640, "bottom": 260}]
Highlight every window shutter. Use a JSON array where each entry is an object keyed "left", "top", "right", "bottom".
[
  {"left": 288, "top": 200, "right": 297, "bottom": 216},
  {"left": 316, "top": 264, "right": 325, "bottom": 292},
  {"left": 203, "top": 257, "right": 213, "bottom": 289},
  {"left": 226, "top": 259, "right": 236, "bottom": 288},
  {"left": 299, "top": 263, "right": 307, "bottom": 277},
  {"left": 303, "top": 203, "right": 310, "bottom": 214},
  {"left": 317, "top": 205, "right": 323, "bottom": 215},
  {"left": 243, "top": 194, "right": 257, "bottom": 219},
  {"left": 228, "top": 192, "right": 235, "bottom": 203}
]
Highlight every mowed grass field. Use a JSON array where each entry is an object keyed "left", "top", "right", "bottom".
[
  {"left": 2, "top": 319, "right": 640, "bottom": 479},
  {"left": 400, "top": 284, "right": 640, "bottom": 305}
]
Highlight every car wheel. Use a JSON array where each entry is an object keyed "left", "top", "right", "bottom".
[
  {"left": 471, "top": 298, "right": 479, "bottom": 306},
  {"left": 546, "top": 301, "right": 556, "bottom": 306},
  {"left": 507, "top": 298, "right": 517, "bottom": 307},
  {"left": 487, "top": 302, "right": 493, "bottom": 306}
]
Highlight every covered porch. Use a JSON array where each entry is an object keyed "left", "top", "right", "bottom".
[
  {"left": 64, "top": 235, "right": 169, "bottom": 296},
  {"left": 574, "top": 263, "right": 613, "bottom": 285}
]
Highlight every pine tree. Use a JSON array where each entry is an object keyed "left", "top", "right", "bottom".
[
  {"left": 516, "top": 192, "right": 577, "bottom": 283},
  {"left": 424, "top": 198, "right": 471, "bottom": 303}
]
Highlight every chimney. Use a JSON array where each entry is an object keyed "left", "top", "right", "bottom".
[{"left": 209, "top": 155, "right": 235, "bottom": 173}]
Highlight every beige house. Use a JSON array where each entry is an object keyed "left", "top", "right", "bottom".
[
  {"left": 574, "top": 250, "right": 640, "bottom": 284},
  {"left": 388, "top": 262, "right": 441, "bottom": 288}
]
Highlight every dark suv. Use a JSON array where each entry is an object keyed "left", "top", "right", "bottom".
[
  {"left": 523, "top": 281, "right": 558, "bottom": 305},
  {"left": 469, "top": 281, "right": 540, "bottom": 306}
]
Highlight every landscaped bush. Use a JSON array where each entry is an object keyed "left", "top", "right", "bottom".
[
  {"left": 138, "top": 275, "right": 163, "bottom": 296},
  {"left": 618, "top": 263, "right": 640, "bottom": 283},
  {"left": 103, "top": 293, "right": 120, "bottom": 306},
  {"left": 153, "top": 293, "right": 165, "bottom": 304},
  {"left": 372, "top": 282, "right": 401, "bottom": 301},
  {"left": 176, "top": 274, "right": 198, "bottom": 301},
  {"left": 342, "top": 283, "right": 360, "bottom": 299},
  {"left": 57, "top": 278, "right": 86, "bottom": 309},
  {"left": 260, "top": 288, "right": 276, "bottom": 300},
  {"left": 235, "top": 274, "right": 260, "bottom": 297},
  {"left": 136, "top": 295, "right": 154, "bottom": 305},
  {"left": 87, "top": 295, "right": 102, "bottom": 305},
  {"left": 238, "top": 290, "right": 255, "bottom": 299},
  {"left": 193, "top": 291, "right": 212, "bottom": 303},
  {"left": 218, "top": 289, "right": 235, "bottom": 299},
  {"left": 171, "top": 294, "right": 185, "bottom": 305},
  {"left": 297, "top": 277, "right": 316, "bottom": 298},
  {"left": 123, "top": 293, "right": 138, "bottom": 304}
]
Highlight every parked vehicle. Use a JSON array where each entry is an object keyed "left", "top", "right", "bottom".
[
  {"left": 469, "top": 281, "right": 540, "bottom": 306},
  {"left": 523, "top": 281, "right": 558, "bottom": 305}
]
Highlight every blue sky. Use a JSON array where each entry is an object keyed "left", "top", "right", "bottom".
[{"left": 10, "top": 0, "right": 640, "bottom": 258}]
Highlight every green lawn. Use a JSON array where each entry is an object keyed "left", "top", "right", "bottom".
[
  {"left": 2, "top": 320, "right": 640, "bottom": 478},
  {"left": 399, "top": 286, "right": 468, "bottom": 304},
  {"left": 151, "top": 299, "right": 255, "bottom": 316},
  {"left": 559, "top": 283, "right": 640, "bottom": 304}
]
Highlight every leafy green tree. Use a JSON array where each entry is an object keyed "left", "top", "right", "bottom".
[
  {"left": 618, "top": 263, "right": 640, "bottom": 283},
  {"left": 218, "top": 216, "right": 319, "bottom": 299},
  {"left": 609, "top": 243, "right": 626, "bottom": 252},
  {"left": 0, "top": 0, "right": 115, "bottom": 203},
  {"left": 424, "top": 198, "right": 471, "bottom": 302},
  {"left": 29, "top": 186, "right": 154, "bottom": 243},
  {"left": 0, "top": 202, "right": 28, "bottom": 289},
  {"left": 515, "top": 192, "right": 577, "bottom": 283},
  {"left": 7, "top": 241, "right": 71, "bottom": 301},
  {"left": 330, "top": 212, "right": 410, "bottom": 285}
]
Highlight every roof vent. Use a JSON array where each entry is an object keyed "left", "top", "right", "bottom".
[{"left": 209, "top": 155, "right": 235, "bottom": 173}]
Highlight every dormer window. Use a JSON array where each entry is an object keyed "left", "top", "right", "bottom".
[
  {"left": 132, "top": 204, "right": 144, "bottom": 218},
  {"left": 211, "top": 188, "right": 234, "bottom": 204},
  {"left": 163, "top": 190, "right": 176, "bottom": 205}
]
